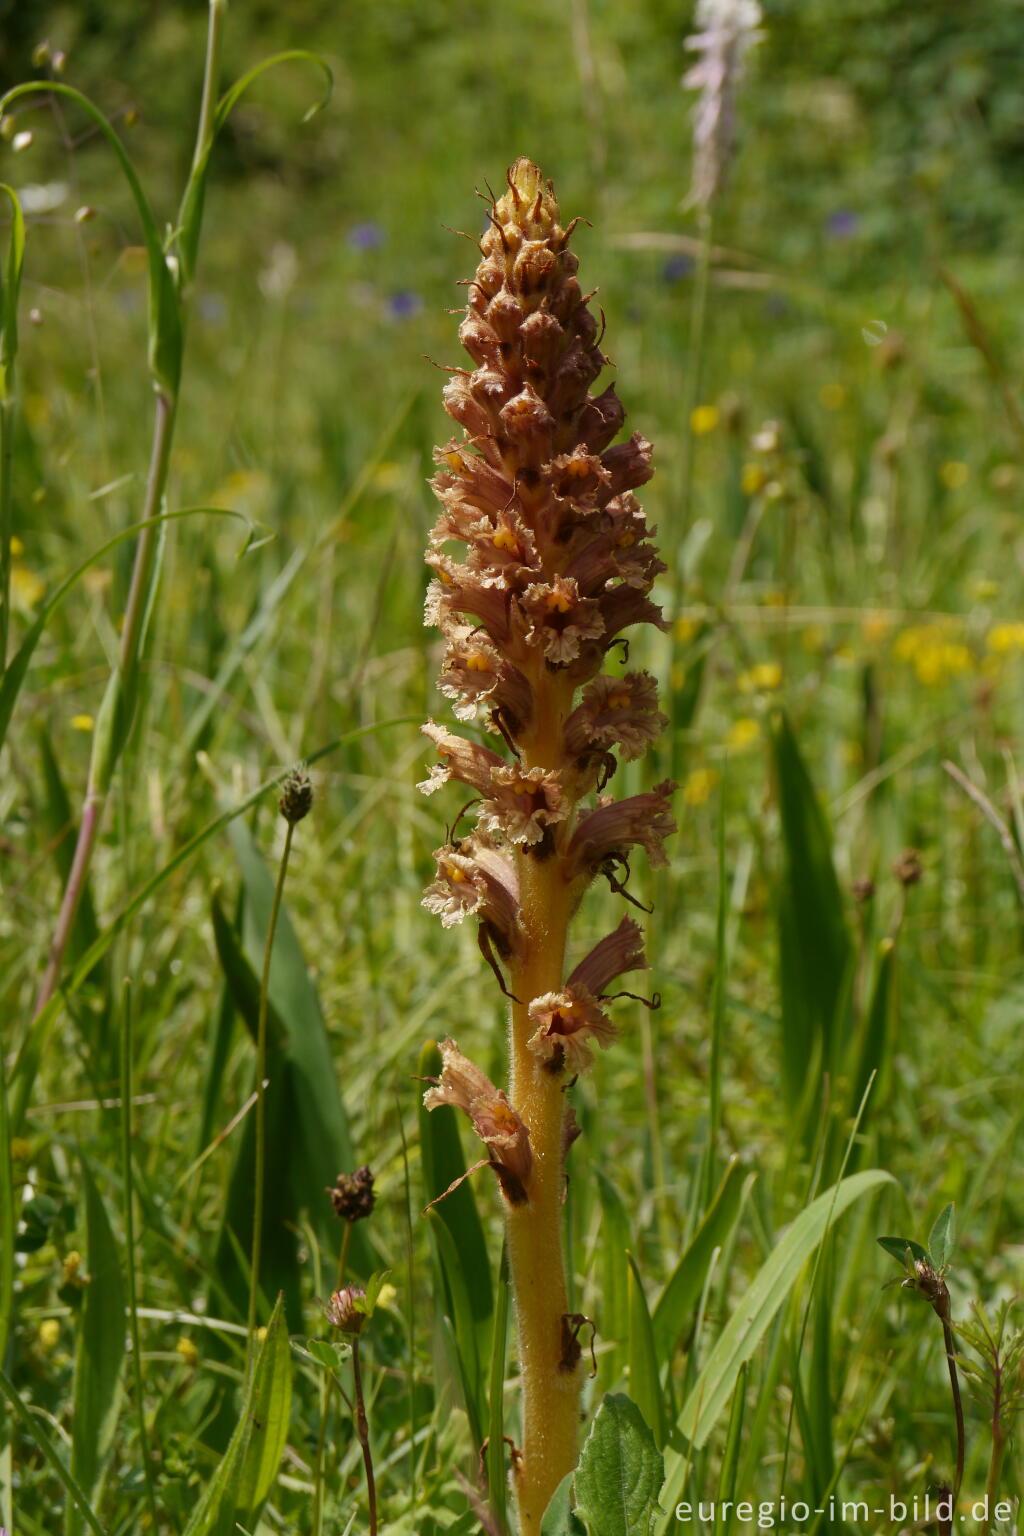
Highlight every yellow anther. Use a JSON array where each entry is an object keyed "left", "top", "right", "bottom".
[
  {"left": 616, "top": 531, "right": 636, "bottom": 548},
  {"left": 565, "top": 456, "right": 590, "bottom": 478},
  {"left": 465, "top": 652, "right": 491, "bottom": 672},
  {"left": 445, "top": 863, "right": 467, "bottom": 883},
  {"left": 545, "top": 591, "right": 572, "bottom": 613},
  {"left": 440, "top": 568, "right": 454, "bottom": 585},
  {"left": 445, "top": 451, "right": 465, "bottom": 471},
  {"left": 492, "top": 526, "right": 518, "bottom": 551},
  {"left": 607, "top": 692, "right": 631, "bottom": 709}
]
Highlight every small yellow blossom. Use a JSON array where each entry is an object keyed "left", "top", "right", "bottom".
[
  {"left": 987, "top": 622, "right": 1024, "bottom": 655},
  {"left": 683, "top": 766, "right": 718, "bottom": 806},
  {"left": 759, "top": 589, "right": 786, "bottom": 608},
  {"left": 940, "top": 460, "right": 969, "bottom": 489},
  {"left": 894, "top": 622, "right": 971, "bottom": 685},
  {"left": 675, "top": 617, "right": 698, "bottom": 644},
  {"left": 376, "top": 1282, "right": 398, "bottom": 1310},
  {"left": 71, "top": 714, "right": 94, "bottom": 732},
  {"left": 175, "top": 1336, "right": 199, "bottom": 1367},
  {"left": 9, "top": 534, "right": 24, "bottom": 556},
  {"left": 738, "top": 661, "right": 782, "bottom": 693},
  {"left": 62, "top": 1251, "right": 88, "bottom": 1288},
  {"left": 819, "top": 382, "right": 846, "bottom": 411},
  {"left": 11, "top": 563, "right": 44, "bottom": 609},
  {"left": 970, "top": 577, "right": 999, "bottom": 602},
  {"left": 801, "top": 625, "right": 826, "bottom": 654},
  {"left": 690, "top": 403, "right": 719, "bottom": 436},
  {"left": 740, "top": 462, "right": 765, "bottom": 496},
  {"left": 726, "top": 717, "right": 760, "bottom": 751},
  {"left": 256, "top": 1325, "right": 268, "bottom": 1344},
  {"left": 372, "top": 460, "right": 406, "bottom": 492},
  {"left": 861, "top": 611, "right": 892, "bottom": 645},
  {"left": 38, "top": 1319, "right": 61, "bottom": 1353},
  {"left": 210, "top": 468, "right": 270, "bottom": 512}
]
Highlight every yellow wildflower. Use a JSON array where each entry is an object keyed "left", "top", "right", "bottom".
[
  {"left": 893, "top": 623, "right": 971, "bottom": 685},
  {"left": 38, "top": 1319, "right": 61, "bottom": 1353},
  {"left": 675, "top": 617, "right": 698, "bottom": 644},
  {"left": 987, "top": 622, "right": 1024, "bottom": 655},
  {"left": 861, "top": 612, "right": 892, "bottom": 645},
  {"left": 970, "top": 577, "right": 999, "bottom": 602},
  {"left": 71, "top": 714, "right": 94, "bottom": 732},
  {"left": 940, "top": 460, "right": 968, "bottom": 489},
  {"left": 690, "top": 403, "right": 719, "bottom": 436},
  {"left": 740, "top": 462, "right": 764, "bottom": 496},
  {"left": 726, "top": 717, "right": 760, "bottom": 752},
  {"left": 11, "top": 563, "right": 44, "bottom": 610},
  {"left": 9, "top": 534, "right": 24, "bottom": 556},
  {"left": 683, "top": 766, "right": 718, "bottom": 806},
  {"left": 175, "top": 1336, "right": 199, "bottom": 1368},
  {"left": 801, "top": 625, "right": 825, "bottom": 654},
  {"left": 738, "top": 661, "right": 782, "bottom": 693}
]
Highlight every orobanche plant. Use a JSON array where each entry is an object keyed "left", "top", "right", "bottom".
[{"left": 418, "top": 157, "right": 675, "bottom": 1532}]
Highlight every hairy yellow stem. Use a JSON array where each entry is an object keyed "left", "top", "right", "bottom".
[{"left": 506, "top": 669, "right": 582, "bottom": 1535}]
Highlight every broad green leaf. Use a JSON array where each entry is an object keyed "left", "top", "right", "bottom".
[
  {"left": 541, "top": 1471, "right": 586, "bottom": 1536},
  {"left": 237, "top": 1301, "right": 292, "bottom": 1516},
  {"left": 850, "top": 938, "right": 895, "bottom": 1119},
  {"left": 425, "top": 1208, "right": 484, "bottom": 1448},
  {"left": 418, "top": 1040, "right": 493, "bottom": 1333},
  {"left": 772, "top": 713, "right": 852, "bottom": 1116},
  {"left": 596, "top": 1169, "right": 632, "bottom": 1377},
  {"left": 928, "top": 1203, "right": 956, "bottom": 1270},
  {"left": 182, "top": 1294, "right": 289, "bottom": 1536},
  {"left": 677, "top": 1168, "right": 895, "bottom": 1447},
  {"left": 68, "top": 1158, "right": 126, "bottom": 1533},
  {"left": 305, "top": 1338, "right": 348, "bottom": 1372},
  {"left": 574, "top": 1393, "right": 664, "bottom": 1536},
  {"left": 652, "top": 1158, "right": 752, "bottom": 1360},
  {"left": 877, "top": 1235, "right": 928, "bottom": 1268},
  {"left": 628, "top": 1255, "right": 666, "bottom": 1449},
  {"left": 210, "top": 889, "right": 303, "bottom": 1328}
]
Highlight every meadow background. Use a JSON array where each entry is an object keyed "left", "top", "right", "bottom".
[{"left": 3, "top": 1, "right": 1024, "bottom": 1532}]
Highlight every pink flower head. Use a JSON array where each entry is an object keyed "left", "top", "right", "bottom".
[
  {"left": 527, "top": 985, "right": 617, "bottom": 1072},
  {"left": 422, "top": 833, "right": 520, "bottom": 948},
  {"left": 520, "top": 576, "right": 605, "bottom": 663}
]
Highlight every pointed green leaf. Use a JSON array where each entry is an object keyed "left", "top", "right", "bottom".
[
  {"left": 574, "top": 1393, "right": 664, "bottom": 1536},
  {"left": 678, "top": 1169, "right": 895, "bottom": 1447},
  {"left": 772, "top": 712, "right": 852, "bottom": 1114},
  {"left": 237, "top": 1302, "right": 292, "bottom": 1515},
  {"left": 182, "top": 1295, "right": 288, "bottom": 1536},
  {"left": 652, "top": 1158, "right": 751, "bottom": 1359},
  {"left": 627, "top": 1255, "right": 666, "bottom": 1449},
  {"left": 542, "top": 1471, "right": 586, "bottom": 1536},
  {"left": 69, "top": 1158, "right": 126, "bottom": 1529},
  {"left": 424, "top": 1208, "right": 485, "bottom": 1448},
  {"left": 928, "top": 1204, "right": 956, "bottom": 1270},
  {"left": 877, "top": 1235, "right": 928, "bottom": 1268}
]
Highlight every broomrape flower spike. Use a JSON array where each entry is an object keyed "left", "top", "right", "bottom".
[{"left": 418, "top": 157, "right": 676, "bottom": 1534}]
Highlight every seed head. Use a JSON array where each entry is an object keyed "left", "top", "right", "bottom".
[
  {"left": 324, "top": 1284, "right": 367, "bottom": 1335},
  {"left": 279, "top": 765, "right": 313, "bottom": 825},
  {"left": 327, "top": 1165, "right": 376, "bottom": 1223}
]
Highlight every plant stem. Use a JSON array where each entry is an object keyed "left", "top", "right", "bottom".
[
  {"left": 506, "top": 669, "right": 580, "bottom": 1536},
  {"left": 0, "top": 395, "right": 14, "bottom": 671},
  {"left": 311, "top": 1222, "right": 352, "bottom": 1536},
  {"left": 34, "top": 388, "right": 176, "bottom": 1015},
  {"left": 941, "top": 1316, "right": 966, "bottom": 1505},
  {"left": 119, "top": 979, "right": 160, "bottom": 1533},
  {"left": 351, "top": 1339, "right": 378, "bottom": 1536},
  {"left": 247, "top": 815, "right": 296, "bottom": 1373}
]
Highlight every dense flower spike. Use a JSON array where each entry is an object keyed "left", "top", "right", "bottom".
[{"left": 419, "top": 159, "right": 676, "bottom": 1535}]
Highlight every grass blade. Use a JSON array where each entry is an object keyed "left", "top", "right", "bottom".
[
  {"left": 652, "top": 1157, "right": 752, "bottom": 1361},
  {"left": 676, "top": 1168, "right": 895, "bottom": 1448},
  {"left": 627, "top": 1253, "right": 667, "bottom": 1450},
  {"left": 68, "top": 1158, "right": 126, "bottom": 1534}
]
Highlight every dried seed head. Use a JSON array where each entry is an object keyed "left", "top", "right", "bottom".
[
  {"left": 279, "top": 766, "right": 313, "bottom": 825},
  {"left": 327, "top": 1166, "right": 376, "bottom": 1223},
  {"left": 892, "top": 848, "right": 923, "bottom": 887}
]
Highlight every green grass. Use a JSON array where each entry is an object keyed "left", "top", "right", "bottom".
[{"left": 3, "top": 2, "right": 1024, "bottom": 1531}]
